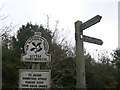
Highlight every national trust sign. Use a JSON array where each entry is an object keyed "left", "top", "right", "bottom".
[{"left": 21, "top": 33, "right": 51, "bottom": 62}]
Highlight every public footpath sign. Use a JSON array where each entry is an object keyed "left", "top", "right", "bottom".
[
  {"left": 19, "top": 69, "right": 51, "bottom": 89},
  {"left": 81, "top": 35, "right": 103, "bottom": 45},
  {"left": 80, "top": 15, "right": 102, "bottom": 31},
  {"left": 21, "top": 32, "right": 51, "bottom": 62}
]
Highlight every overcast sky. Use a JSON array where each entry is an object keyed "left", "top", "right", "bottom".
[{"left": 0, "top": 0, "right": 119, "bottom": 58}]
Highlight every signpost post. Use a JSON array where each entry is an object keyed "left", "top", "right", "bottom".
[
  {"left": 75, "top": 15, "right": 103, "bottom": 89},
  {"left": 75, "top": 21, "right": 86, "bottom": 88}
]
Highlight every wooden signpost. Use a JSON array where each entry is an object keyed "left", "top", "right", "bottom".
[
  {"left": 19, "top": 32, "right": 51, "bottom": 89},
  {"left": 81, "top": 35, "right": 103, "bottom": 45},
  {"left": 75, "top": 15, "right": 103, "bottom": 88},
  {"left": 80, "top": 15, "right": 102, "bottom": 31}
]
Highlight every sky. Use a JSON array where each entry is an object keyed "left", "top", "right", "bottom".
[
  {"left": 118, "top": 1, "right": 120, "bottom": 50},
  {"left": 0, "top": 0, "right": 119, "bottom": 59}
]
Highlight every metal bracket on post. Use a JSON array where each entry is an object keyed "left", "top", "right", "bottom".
[{"left": 79, "top": 32, "right": 83, "bottom": 40}]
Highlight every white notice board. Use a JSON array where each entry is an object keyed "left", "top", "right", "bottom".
[{"left": 19, "top": 69, "right": 51, "bottom": 89}]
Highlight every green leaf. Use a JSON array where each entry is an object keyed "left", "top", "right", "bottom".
[
  {"left": 36, "top": 48, "right": 42, "bottom": 52},
  {"left": 30, "top": 48, "right": 36, "bottom": 51},
  {"left": 37, "top": 42, "right": 41, "bottom": 46},
  {"left": 32, "top": 42, "right": 36, "bottom": 47}
]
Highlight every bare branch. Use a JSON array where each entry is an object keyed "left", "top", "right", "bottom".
[
  {"left": 52, "top": 20, "right": 59, "bottom": 38},
  {"left": 0, "top": 15, "right": 8, "bottom": 21},
  {"left": 46, "top": 15, "right": 50, "bottom": 30},
  {"left": 52, "top": 72, "right": 61, "bottom": 81},
  {"left": 56, "top": 75, "right": 64, "bottom": 83},
  {"left": 0, "top": 23, "right": 18, "bottom": 37}
]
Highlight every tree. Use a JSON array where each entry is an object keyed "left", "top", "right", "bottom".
[
  {"left": 111, "top": 48, "right": 120, "bottom": 89},
  {"left": 111, "top": 49, "right": 120, "bottom": 68},
  {"left": 2, "top": 45, "right": 19, "bottom": 88},
  {"left": 85, "top": 52, "right": 116, "bottom": 89},
  {"left": 2, "top": 22, "right": 75, "bottom": 88},
  {"left": 0, "top": 6, "right": 19, "bottom": 89},
  {"left": 2, "top": 21, "right": 117, "bottom": 89}
]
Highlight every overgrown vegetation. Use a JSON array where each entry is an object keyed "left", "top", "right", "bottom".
[{"left": 1, "top": 22, "right": 120, "bottom": 89}]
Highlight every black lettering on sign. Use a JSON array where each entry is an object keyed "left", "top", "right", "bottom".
[
  {"left": 30, "top": 77, "right": 36, "bottom": 80},
  {"left": 30, "top": 55, "right": 41, "bottom": 58},
  {"left": 28, "top": 74, "right": 32, "bottom": 76},
  {"left": 23, "top": 77, "right": 30, "bottom": 80},
  {"left": 25, "top": 58, "right": 34, "bottom": 61},
  {"left": 22, "top": 84, "right": 28, "bottom": 87},
  {"left": 30, "top": 84, "right": 37, "bottom": 87},
  {"left": 38, "top": 85, "right": 47, "bottom": 87},
  {"left": 38, "top": 78, "right": 46, "bottom": 80},
  {"left": 25, "top": 81, "right": 35, "bottom": 84},
  {"left": 33, "top": 74, "right": 42, "bottom": 77},
  {"left": 37, "top": 81, "right": 43, "bottom": 84}
]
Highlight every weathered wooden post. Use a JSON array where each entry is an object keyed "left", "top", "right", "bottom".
[
  {"left": 75, "top": 21, "right": 86, "bottom": 88},
  {"left": 75, "top": 15, "right": 102, "bottom": 89}
]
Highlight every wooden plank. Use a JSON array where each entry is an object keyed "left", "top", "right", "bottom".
[
  {"left": 81, "top": 35, "right": 103, "bottom": 45},
  {"left": 80, "top": 15, "right": 102, "bottom": 30}
]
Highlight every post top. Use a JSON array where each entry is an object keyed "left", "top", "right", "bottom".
[
  {"left": 34, "top": 32, "right": 42, "bottom": 36},
  {"left": 75, "top": 20, "right": 82, "bottom": 24}
]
